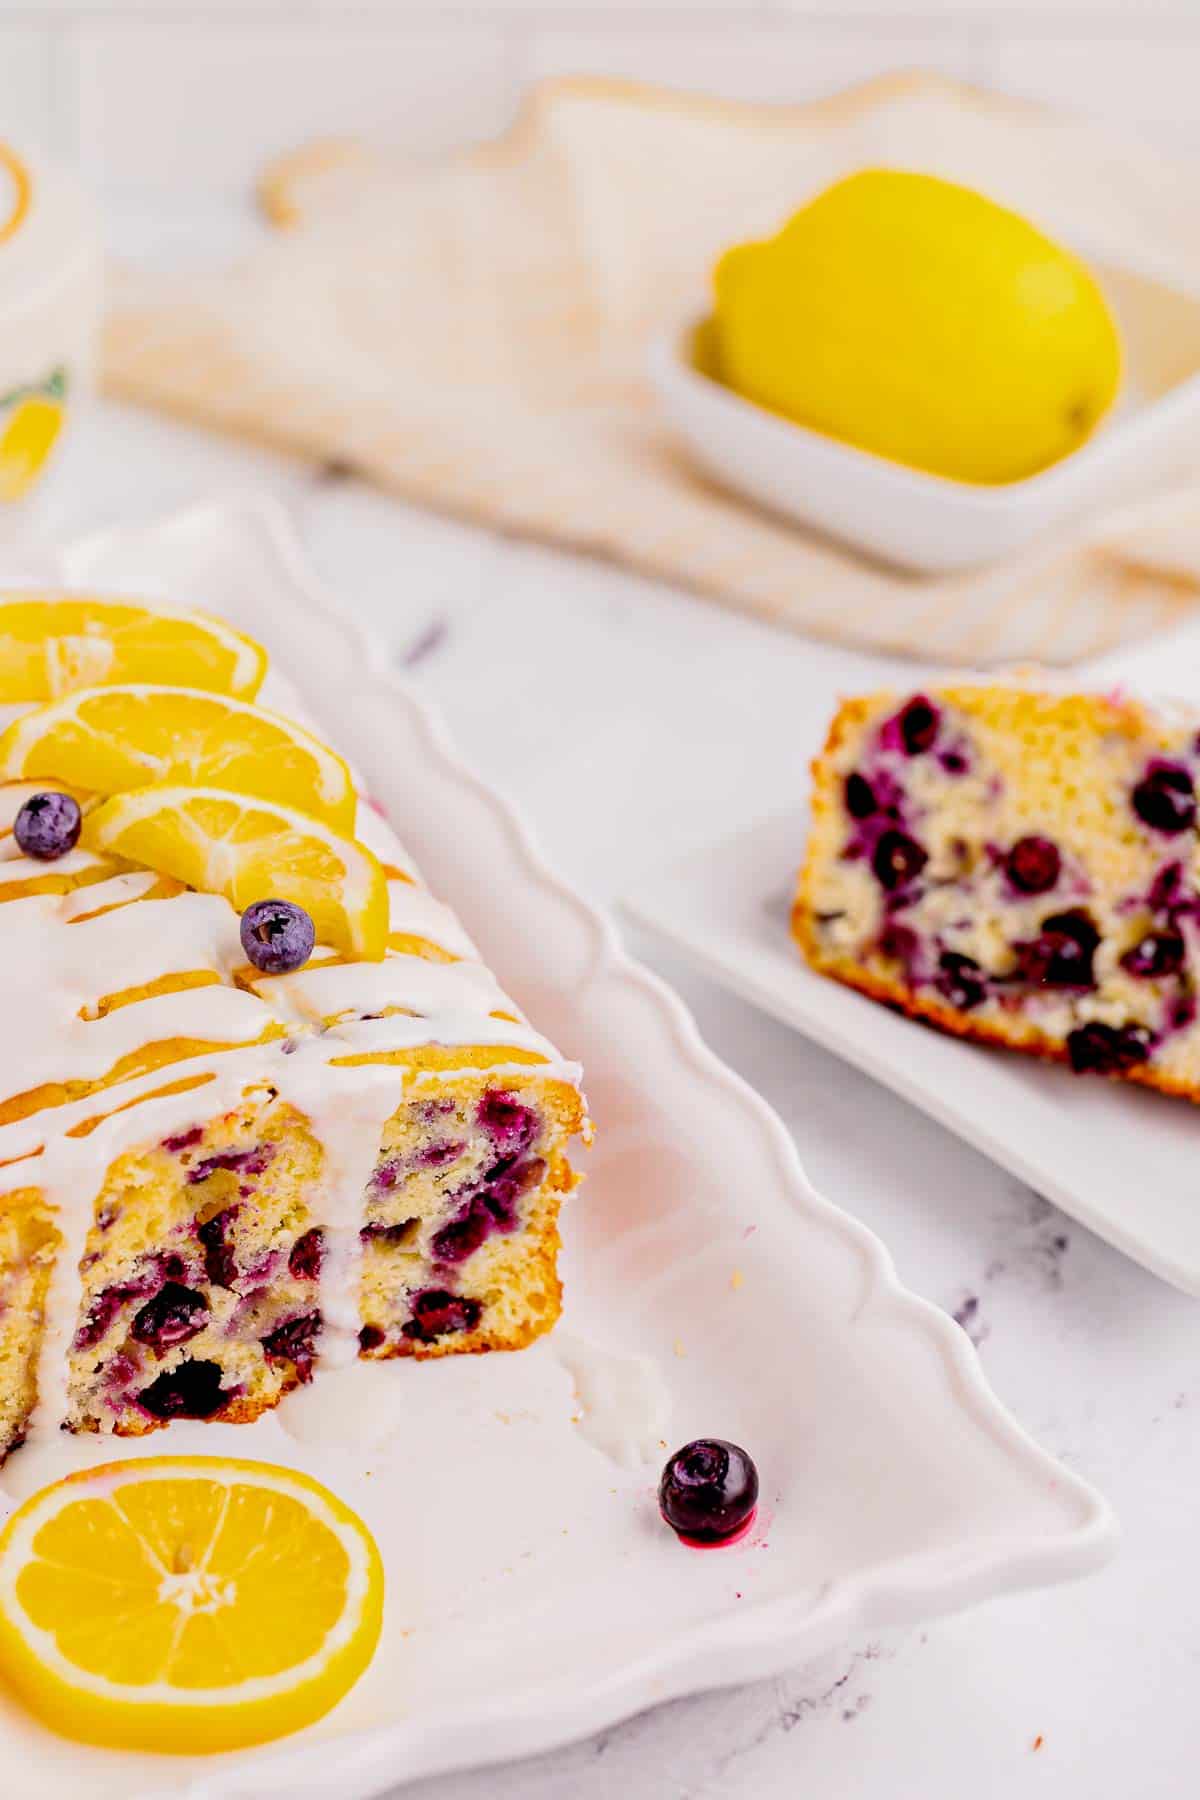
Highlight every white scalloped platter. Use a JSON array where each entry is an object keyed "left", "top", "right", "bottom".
[{"left": 0, "top": 502, "right": 1115, "bottom": 1798}]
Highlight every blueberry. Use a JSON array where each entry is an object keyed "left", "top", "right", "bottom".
[
  {"left": 476, "top": 1090, "right": 538, "bottom": 1157},
  {"left": 14, "top": 791, "right": 81, "bottom": 861},
  {"left": 877, "top": 923, "right": 919, "bottom": 973},
  {"left": 1014, "top": 909, "right": 1100, "bottom": 988},
  {"left": 431, "top": 1198, "right": 492, "bottom": 1265},
  {"left": 138, "top": 1359, "right": 228, "bottom": 1420},
  {"left": 196, "top": 1208, "right": 239, "bottom": 1289},
  {"left": 481, "top": 1157, "right": 544, "bottom": 1229},
  {"left": 1005, "top": 836, "right": 1061, "bottom": 896},
  {"left": 401, "top": 1289, "right": 482, "bottom": 1342},
  {"left": 360, "top": 1216, "right": 419, "bottom": 1245},
  {"left": 75, "top": 1284, "right": 140, "bottom": 1351},
  {"left": 1132, "top": 763, "right": 1195, "bottom": 835},
  {"left": 162, "top": 1126, "right": 203, "bottom": 1153},
  {"left": 844, "top": 773, "right": 877, "bottom": 819},
  {"left": 188, "top": 1144, "right": 274, "bottom": 1185},
  {"left": 659, "top": 1439, "right": 759, "bottom": 1545},
  {"left": 934, "top": 951, "right": 988, "bottom": 1012},
  {"left": 261, "top": 1311, "right": 322, "bottom": 1383},
  {"left": 131, "top": 1282, "right": 209, "bottom": 1355},
  {"left": 1067, "top": 1022, "right": 1153, "bottom": 1075},
  {"left": 370, "top": 1157, "right": 403, "bottom": 1193},
  {"left": 417, "top": 1140, "right": 466, "bottom": 1170},
  {"left": 288, "top": 1228, "right": 324, "bottom": 1281},
  {"left": 871, "top": 829, "right": 927, "bottom": 892},
  {"left": 240, "top": 898, "right": 315, "bottom": 973},
  {"left": 1121, "top": 930, "right": 1185, "bottom": 980},
  {"left": 882, "top": 696, "right": 940, "bottom": 756},
  {"left": 359, "top": 1324, "right": 386, "bottom": 1352}
]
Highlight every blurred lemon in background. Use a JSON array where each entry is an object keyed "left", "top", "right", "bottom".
[
  {"left": 712, "top": 169, "right": 1122, "bottom": 484},
  {"left": 0, "top": 368, "right": 67, "bottom": 502}
]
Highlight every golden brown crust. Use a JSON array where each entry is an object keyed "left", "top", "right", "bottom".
[{"left": 84, "top": 1378, "right": 307, "bottom": 1441}]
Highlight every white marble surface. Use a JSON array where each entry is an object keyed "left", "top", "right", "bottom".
[{"left": 17, "top": 367, "right": 1200, "bottom": 1798}]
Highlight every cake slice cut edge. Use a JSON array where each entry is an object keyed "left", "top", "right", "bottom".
[{"left": 795, "top": 681, "right": 1200, "bottom": 1102}]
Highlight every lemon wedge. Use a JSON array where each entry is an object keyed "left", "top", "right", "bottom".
[
  {"left": 0, "top": 684, "right": 357, "bottom": 830},
  {"left": 0, "top": 1456, "right": 383, "bottom": 1753},
  {"left": 0, "top": 396, "right": 65, "bottom": 502},
  {"left": 83, "top": 786, "right": 389, "bottom": 959},
  {"left": 0, "top": 596, "right": 267, "bottom": 702}
]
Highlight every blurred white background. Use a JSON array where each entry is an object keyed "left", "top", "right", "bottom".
[{"left": 1, "top": 0, "right": 1195, "bottom": 231}]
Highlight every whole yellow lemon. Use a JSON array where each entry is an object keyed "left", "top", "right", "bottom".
[{"left": 712, "top": 169, "right": 1121, "bottom": 484}]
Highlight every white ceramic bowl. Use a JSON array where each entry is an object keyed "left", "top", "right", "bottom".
[
  {"left": 649, "top": 256, "right": 1200, "bottom": 574},
  {"left": 0, "top": 143, "right": 102, "bottom": 523}
]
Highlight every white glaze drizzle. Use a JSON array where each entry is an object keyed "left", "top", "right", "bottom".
[{"left": 0, "top": 681, "right": 583, "bottom": 1450}]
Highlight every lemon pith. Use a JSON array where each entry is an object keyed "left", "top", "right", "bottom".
[
  {"left": 712, "top": 168, "right": 1122, "bottom": 485},
  {"left": 0, "top": 1456, "right": 384, "bottom": 1753},
  {"left": 0, "top": 596, "right": 267, "bottom": 702},
  {"left": 0, "top": 684, "right": 357, "bottom": 829},
  {"left": 82, "top": 784, "right": 389, "bottom": 960}
]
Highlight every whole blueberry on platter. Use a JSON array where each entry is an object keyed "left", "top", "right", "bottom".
[
  {"left": 658, "top": 1438, "right": 759, "bottom": 1545},
  {"left": 14, "top": 790, "right": 81, "bottom": 860},
  {"left": 240, "top": 898, "right": 315, "bottom": 973}
]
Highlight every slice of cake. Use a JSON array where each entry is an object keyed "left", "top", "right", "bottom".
[
  {"left": 0, "top": 596, "right": 588, "bottom": 1463},
  {"left": 795, "top": 682, "right": 1200, "bottom": 1098}
]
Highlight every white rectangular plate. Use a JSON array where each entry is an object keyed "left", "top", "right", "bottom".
[
  {"left": 0, "top": 502, "right": 1114, "bottom": 1798},
  {"left": 623, "top": 803, "right": 1200, "bottom": 1296}
]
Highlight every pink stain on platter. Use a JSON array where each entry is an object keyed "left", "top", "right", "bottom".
[
  {"left": 674, "top": 1504, "right": 773, "bottom": 1552},
  {"left": 676, "top": 1508, "right": 758, "bottom": 1550}
]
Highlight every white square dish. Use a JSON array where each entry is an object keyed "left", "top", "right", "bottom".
[
  {"left": 0, "top": 501, "right": 1114, "bottom": 1798},
  {"left": 648, "top": 255, "right": 1200, "bottom": 574}
]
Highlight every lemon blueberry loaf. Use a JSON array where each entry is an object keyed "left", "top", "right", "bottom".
[
  {"left": 0, "top": 596, "right": 587, "bottom": 1463},
  {"left": 795, "top": 683, "right": 1200, "bottom": 1098}
]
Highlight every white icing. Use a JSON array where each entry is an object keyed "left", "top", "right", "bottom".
[
  {"left": 0, "top": 696, "right": 584, "bottom": 1459},
  {"left": 552, "top": 1333, "right": 670, "bottom": 1469}
]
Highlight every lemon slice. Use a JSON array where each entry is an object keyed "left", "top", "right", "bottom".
[
  {"left": 0, "top": 1456, "right": 383, "bottom": 1753},
  {"left": 0, "top": 684, "right": 357, "bottom": 829},
  {"left": 0, "top": 595, "right": 267, "bottom": 702},
  {"left": 83, "top": 785, "right": 389, "bottom": 959}
]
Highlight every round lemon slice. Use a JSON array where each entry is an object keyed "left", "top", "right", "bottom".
[
  {"left": 0, "top": 1456, "right": 383, "bottom": 1753},
  {"left": 0, "top": 684, "right": 357, "bottom": 830},
  {"left": 0, "top": 595, "right": 267, "bottom": 702},
  {"left": 83, "top": 785, "right": 389, "bottom": 960}
]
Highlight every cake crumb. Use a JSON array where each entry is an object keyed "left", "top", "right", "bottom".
[
  {"left": 1033, "top": 1735, "right": 1044, "bottom": 1752},
  {"left": 730, "top": 1267, "right": 744, "bottom": 1291},
  {"left": 673, "top": 1339, "right": 687, "bottom": 1358}
]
